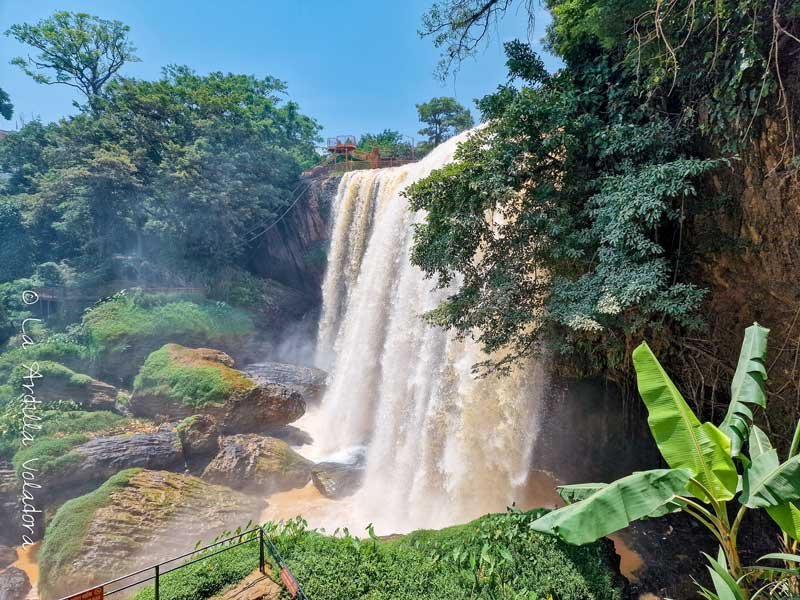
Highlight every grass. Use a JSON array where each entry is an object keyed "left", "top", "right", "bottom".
[
  {"left": 38, "top": 468, "right": 143, "bottom": 599},
  {"left": 130, "top": 510, "right": 624, "bottom": 600},
  {"left": 12, "top": 433, "right": 88, "bottom": 477},
  {"left": 82, "top": 292, "right": 255, "bottom": 359},
  {"left": 133, "top": 344, "right": 254, "bottom": 408}
]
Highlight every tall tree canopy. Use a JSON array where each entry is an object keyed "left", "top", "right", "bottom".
[
  {"left": 0, "top": 88, "right": 12, "bottom": 120},
  {"left": 0, "top": 66, "right": 320, "bottom": 281},
  {"left": 416, "top": 96, "right": 474, "bottom": 146},
  {"left": 409, "top": 0, "right": 799, "bottom": 379},
  {"left": 6, "top": 11, "right": 139, "bottom": 100}
]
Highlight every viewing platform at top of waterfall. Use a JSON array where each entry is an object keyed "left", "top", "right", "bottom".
[{"left": 308, "top": 134, "right": 419, "bottom": 176}]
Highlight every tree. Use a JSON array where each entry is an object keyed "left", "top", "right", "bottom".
[
  {"left": 357, "top": 129, "right": 413, "bottom": 157},
  {"left": 416, "top": 96, "right": 474, "bottom": 146},
  {"left": 0, "top": 87, "right": 12, "bottom": 120},
  {"left": 532, "top": 324, "right": 800, "bottom": 598},
  {"left": 6, "top": 11, "right": 139, "bottom": 101}
]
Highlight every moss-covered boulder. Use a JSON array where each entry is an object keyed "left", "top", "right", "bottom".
[
  {"left": 176, "top": 414, "right": 220, "bottom": 459},
  {"left": 38, "top": 469, "right": 263, "bottom": 600},
  {"left": 131, "top": 344, "right": 305, "bottom": 433},
  {"left": 202, "top": 434, "right": 313, "bottom": 494}
]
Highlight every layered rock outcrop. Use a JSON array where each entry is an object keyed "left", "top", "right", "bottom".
[
  {"left": 130, "top": 344, "right": 305, "bottom": 432},
  {"left": 39, "top": 469, "right": 262, "bottom": 600},
  {"left": 202, "top": 434, "right": 313, "bottom": 494}
]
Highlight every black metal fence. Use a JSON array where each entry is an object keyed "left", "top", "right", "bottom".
[{"left": 58, "top": 526, "right": 309, "bottom": 600}]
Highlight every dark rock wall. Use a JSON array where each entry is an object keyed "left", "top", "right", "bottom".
[{"left": 248, "top": 174, "right": 341, "bottom": 298}]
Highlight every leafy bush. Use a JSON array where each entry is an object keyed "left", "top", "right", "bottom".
[
  {"left": 133, "top": 344, "right": 253, "bottom": 407},
  {"left": 39, "top": 469, "right": 143, "bottom": 598},
  {"left": 81, "top": 292, "right": 254, "bottom": 360},
  {"left": 132, "top": 511, "right": 623, "bottom": 600}
]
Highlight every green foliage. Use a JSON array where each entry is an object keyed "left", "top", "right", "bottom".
[
  {"left": 416, "top": 96, "right": 474, "bottom": 146},
  {"left": 81, "top": 292, "right": 254, "bottom": 360},
  {"left": 132, "top": 511, "right": 623, "bottom": 600},
  {"left": 357, "top": 129, "right": 414, "bottom": 157},
  {"left": 0, "top": 64, "right": 320, "bottom": 278},
  {"left": 0, "top": 86, "right": 12, "bottom": 120},
  {"left": 134, "top": 344, "right": 254, "bottom": 408},
  {"left": 533, "top": 325, "right": 800, "bottom": 597},
  {"left": 0, "top": 201, "right": 33, "bottom": 286},
  {"left": 39, "top": 469, "right": 142, "bottom": 598},
  {"left": 6, "top": 11, "right": 139, "bottom": 99}
]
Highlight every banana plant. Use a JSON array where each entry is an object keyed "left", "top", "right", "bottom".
[{"left": 531, "top": 323, "right": 800, "bottom": 597}]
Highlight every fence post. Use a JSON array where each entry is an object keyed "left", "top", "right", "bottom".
[
  {"left": 259, "top": 528, "right": 265, "bottom": 574},
  {"left": 155, "top": 564, "right": 160, "bottom": 600}
]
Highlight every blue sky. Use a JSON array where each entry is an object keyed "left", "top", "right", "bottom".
[{"left": 0, "top": 1, "right": 558, "bottom": 142}]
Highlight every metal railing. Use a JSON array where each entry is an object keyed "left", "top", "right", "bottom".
[{"left": 58, "top": 526, "right": 309, "bottom": 600}]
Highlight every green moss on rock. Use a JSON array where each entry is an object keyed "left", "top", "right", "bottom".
[{"left": 134, "top": 344, "right": 255, "bottom": 408}]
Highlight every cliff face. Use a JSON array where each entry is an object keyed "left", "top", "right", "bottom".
[
  {"left": 248, "top": 174, "right": 341, "bottom": 298},
  {"left": 686, "top": 114, "right": 800, "bottom": 448}
]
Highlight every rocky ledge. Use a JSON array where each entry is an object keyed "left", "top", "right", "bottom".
[
  {"left": 38, "top": 469, "right": 263, "bottom": 600},
  {"left": 130, "top": 344, "right": 306, "bottom": 432},
  {"left": 244, "top": 361, "right": 327, "bottom": 404},
  {"left": 202, "top": 434, "right": 313, "bottom": 494}
]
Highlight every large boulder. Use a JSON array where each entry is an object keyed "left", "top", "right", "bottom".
[
  {"left": 36, "top": 429, "right": 185, "bottom": 505},
  {"left": 38, "top": 469, "right": 263, "bottom": 600},
  {"left": 244, "top": 362, "right": 327, "bottom": 404},
  {"left": 202, "top": 434, "right": 313, "bottom": 494},
  {"left": 131, "top": 345, "right": 305, "bottom": 432},
  {"left": 176, "top": 414, "right": 220, "bottom": 459},
  {"left": 0, "top": 567, "right": 31, "bottom": 600},
  {"left": 311, "top": 461, "right": 365, "bottom": 499}
]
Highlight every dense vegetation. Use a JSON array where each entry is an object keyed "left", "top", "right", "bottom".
[
  {"left": 131, "top": 511, "right": 624, "bottom": 600},
  {"left": 410, "top": 1, "right": 799, "bottom": 407}
]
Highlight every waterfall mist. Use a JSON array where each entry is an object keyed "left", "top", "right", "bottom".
[{"left": 305, "top": 130, "right": 546, "bottom": 533}]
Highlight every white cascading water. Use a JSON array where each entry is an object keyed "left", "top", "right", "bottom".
[{"left": 305, "top": 129, "right": 545, "bottom": 533}]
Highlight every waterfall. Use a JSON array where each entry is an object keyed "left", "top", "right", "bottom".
[{"left": 311, "top": 130, "right": 545, "bottom": 533}]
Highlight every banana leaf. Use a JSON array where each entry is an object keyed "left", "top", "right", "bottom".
[
  {"left": 766, "top": 503, "right": 800, "bottom": 541},
  {"left": 741, "top": 450, "right": 800, "bottom": 508},
  {"left": 748, "top": 425, "right": 772, "bottom": 461},
  {"left": 720, "top": 323, "right": 769, "bottom": 458},
  {"left": 530, "top": 468, "right": 691, "bottom": 545},
  {"left": 557, "top": 483, "right": 606, "bottom": 504},
  {"left": 633, "top": 342, "right": 738, "bottom": 501}
]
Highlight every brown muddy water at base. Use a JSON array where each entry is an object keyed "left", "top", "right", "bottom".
[{"left": 13, "top": 542, "right": 40, "bottom": 599}]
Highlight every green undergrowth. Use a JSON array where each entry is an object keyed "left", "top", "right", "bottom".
[
  {"left": 82, "top": 292, "right": 254, "bottom": 360},
  {"left": 39, "top": 468, "right": 143, "bottom": 599},
  {"left": 12, "top": 433, "right": 88, "bottom": 477},
  {"left": 133, "top": 344, "right": 254, "bottom": 407},
  {"left": 5, "top": 409, "right": 127, "bottom": 464},
  {"left": 131, "top": 510, "right": 624, "bottom": 600}
]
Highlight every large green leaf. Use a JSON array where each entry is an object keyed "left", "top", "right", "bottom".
[
  {"left": 748, "top": 425, "right": 772, "bottom": 461},
  {"left": 530, "top": 469, "right": 691, "bottom": 545},
  {"left": 633, "top": 342, "right": 738, "bottom": 501},
  {"left": 720, "top": 323, "right": 769, "bottom": 458},
  {"left": 766, "top": 503, "right": 800, "bottom": 541},
  {"left": 741, "top": 450, "right": 800, "bottom": 508}
]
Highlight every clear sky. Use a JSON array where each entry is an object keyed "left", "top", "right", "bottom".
[{"left": 0, "top": 1, "right": 558, "bottom": 142}]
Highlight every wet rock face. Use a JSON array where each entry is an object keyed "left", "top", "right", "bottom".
[
  {"left": 38, "top": 375, "right": 118, "bottom": 412},
  {"left": 202, "top": 434, "right": 313, "bottom": 494},
  {"left": 41, "top": 429, "right": 185, "bottom": 502},
  {"left": 244, "top": 362, "right": 327, "bottom": 404},
  {"left": 177, "top": 414, "right": 220, "bottom": 459},
  {"left": 0, "top": 468, "right": 22, "bottom": 546},
  {"left": 130, "top": 345, "right": 306, "bottom": 433},
  {"left": 0, "top": 545, "right": 17, "bottom": 570},
  {"left": 311, "top": 461, "right": 365, "bottom": 499},
  {"left": 0, "top": 566, "right": 31, "bottom": 600},
  {"left": 40, "top": 469, "right": 263, "bottom": 600}
]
